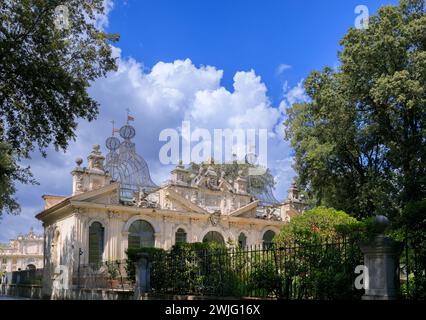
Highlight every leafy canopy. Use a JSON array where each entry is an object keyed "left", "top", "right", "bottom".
[
  {"left": 284, "top": 0, "right": 426, "bottom": 220},
  {"left": 0, "top": 0, "right": 118, "bottom": 215},
  {"left": 274, "top": 207, "right": 359, "bottom": 245}
]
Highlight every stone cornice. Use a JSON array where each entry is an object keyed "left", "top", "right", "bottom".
[
  {"left": 60, "top": 200, "right": 285, "bottom": 227},
  {"left": 35, "top": 182, "right": 120, "bottom": 221},
  {"left": 229, "top": 200, "right": 259, "bottom": 217}
]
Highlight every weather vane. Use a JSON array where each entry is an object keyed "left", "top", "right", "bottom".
[
  {"left": 111, "top": 120, "right": 116, "bottom": 136},
  {"left": 126, "top": 108, "right": 134, "bottom": 124}
]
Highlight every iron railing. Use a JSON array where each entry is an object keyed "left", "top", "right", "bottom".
[
  {"left": 9, "top": 268, "right": 43, "bottom": 285},
  {"left": 138, "top": 238, "right": 364, "bottom": 299},
  {"left": 400, "top": 231, "right": 426, "bottom": 300}
]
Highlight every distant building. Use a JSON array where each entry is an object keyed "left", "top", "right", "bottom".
[{"left": 0, "top": 228, "right": 43, "bottom": 272}]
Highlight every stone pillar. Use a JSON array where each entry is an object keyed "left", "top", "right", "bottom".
[
  {"left": 360, "top": 216, "right": 402, "bottom": 300},
  {"left": 134, "top": 253, "right": 151, "bottom": 300},
  {"left": 121, "top": 231, "right": 129, "bottom": 260}
]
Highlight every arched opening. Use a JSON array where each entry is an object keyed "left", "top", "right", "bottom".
[
  {"left": 238, "top": 233, "right": 247, "bottom": 248},
  {"left": 175, "top": 228, "right": 187, "bottom": 245},
  {"left": 128, "top": 220, "right": 155, "bottom": 248},
  {"left": 89, "top": 222, "right": 104, "bottom": 265},
  {"left": 202, "top": 231, "right": 225, "bottom": 244},
  {"left": 262, "top": 230, "right": 276, "bottom": 248},
  {"left": 26, "top": 264, "right": 36, "bottom": 270}
]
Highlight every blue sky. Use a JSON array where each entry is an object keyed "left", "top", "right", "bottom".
[
  {"left": 0, "top": 0, "right": 399, "bottom": 242},
  {"left": 110, "top": 0, "right": 398, "bottom": 103}
]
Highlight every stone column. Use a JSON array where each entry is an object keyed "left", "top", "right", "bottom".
[
  {"left": 121, "top": 232, "right": 129, "bottom": 260},
  {"left": 360, "top": 216, "right": 402, "bottom": 300}
]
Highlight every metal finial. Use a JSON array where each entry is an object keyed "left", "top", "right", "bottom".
[
  {"left": 126, "top": 108, "right": 130, "bottom": 124},
  {"left": 111, "top": 120, "right": 116, "bottom": 136}
]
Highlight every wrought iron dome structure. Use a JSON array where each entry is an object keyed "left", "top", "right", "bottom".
[
  {"left": 248, "top": 175, "right": 280, "bottom": 206},
  {"left": 245, "top": 150, "right": 280, "bottom": 207},
  {"left": 105, "top": 121, "right": 158, "bottom": 201}
]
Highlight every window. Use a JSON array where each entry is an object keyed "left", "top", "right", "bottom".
[
  {"left": 128, "top": 220, "right": 155, "bottom": 248},
  {"left": 262, "top": 230, "right": 276, "bottom": 248},
  {"left": 89, "top": 222, "right": 104, "bottom": 265},
  {"left": 1, "top": 258, "right": 6, "bottom": 264},
  {"left": 202, "top": 231, "right": 225, "bottom": 244},
  {"left": 238, "top": 233, "right": 247, "bottom": 248},
  {"left": 175, "top": 228, "right": 187, "bottom": 245}
]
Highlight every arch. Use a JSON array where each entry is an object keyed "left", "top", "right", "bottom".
[
  {"left": 199, "top": 227, "right": 233, "bottom": 244},
  {"left": 175, "top": 228, "right": 187, "bottom": 245},
  {"left": 123, "top": 215, "right": 159, "bottom": 234},
  {"left": 128, "top": 220, "right": 155, "bottom": 248},
  {"left": 88, "top": 221, "right": 105, "bottom": 265},
  {"left": 202, "top": 231, "right": 225, "bottom": 244},
  {"left": 26, "top": 264, "right": 36, "bottom": 270},
  {"left": 86, "top": 217, "right": 108, "bottom": 229},
  {"left": 238, "top": 232, "right": 247, "bottom": 248},
  {"left": 262, "top": 230, "right": 276, "bottom": 248}
]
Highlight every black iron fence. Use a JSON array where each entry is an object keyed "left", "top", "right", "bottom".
[
  {"left": 135, "top": 238, "right": 364, "bottom": 299},
  {"left": 9, "top": 268, "right": 43, "bottom": 285},
  {"left": 400, "top": 231, "right": 426, "bottom": 300},
  {"left": 72, "top": 236, "right": 424, "bottom": 299}
]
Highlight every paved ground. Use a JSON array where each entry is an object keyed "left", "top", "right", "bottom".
[{"left": 0, "top": 295, "right": 31, "bottom": 300}]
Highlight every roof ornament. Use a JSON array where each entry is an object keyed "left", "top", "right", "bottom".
[{"left": 104, "top": 111, "right": 158, "bottom": 202}]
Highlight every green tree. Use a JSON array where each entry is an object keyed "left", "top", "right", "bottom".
[
  {"left": 0, "top": 0, "right": 119, "bottom": 215},
  {"left": 284, "top": 0, "right": 425, "bottom": 220},
  {"left": 274, "top": 207, "right": 359, "bottom": 245}
]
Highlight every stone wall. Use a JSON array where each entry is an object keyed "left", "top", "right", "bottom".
[{"left": 4, "top": 284, "right": 42, "bottom": 299}]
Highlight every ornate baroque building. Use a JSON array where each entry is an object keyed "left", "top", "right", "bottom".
[
  {"left": 0, "top": 228, "right": 43, "bottom": 272},
  {"left": 35, "top": 123, "right": 305, "bottom": 297}
]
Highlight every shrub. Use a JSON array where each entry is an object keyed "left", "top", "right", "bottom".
[
  {"left": 125, "top": 247, "right": 166, "bottom": 285},
  {"left": 274, "top": 206, "right": 360, "bottom": 245}
]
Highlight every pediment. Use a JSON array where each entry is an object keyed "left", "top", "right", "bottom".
[
  {"left": 164, "top": 187, "right": 208, "bottom": 214},
  {"left": 71, "top": 182, "right": 120, "bottom": 205},
  {"left": 229, "top": 200, "right": 259, "bottom": 218}
]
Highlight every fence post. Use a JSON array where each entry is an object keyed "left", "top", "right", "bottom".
[
  {"left": 134, "top": 252, "right": 151, "bottom": 300},
  {"left": 360, "top": 216, "right": 403, "bottom": 300}
]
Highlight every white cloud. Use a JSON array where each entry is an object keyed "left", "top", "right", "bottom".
[
  {"left": 95, "top": 0, "right": 114, "bottom": 30},
  {"left": 88, "top": 51, "right": 303, "bottom": 202},
  {"left": 276, "top": 63, "right": 292, "bottom": 76},
  {"left": 189, "top": 70, "right": 279, "bottom": 130},
  {"left": 1, "top": 47, "right": 311, "bottom": 241},
  {"left": 279, "top": 79, "right": 309, "bottom": 113}
]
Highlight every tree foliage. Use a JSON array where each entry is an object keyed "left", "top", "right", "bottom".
[
  {"left": 274, "top": 207, "right": 359, "bottom": 245},
  {"left": 284, "top": 0, "right": 426, "bottom": 220},
  {"left": 0, "top": 0, "right": 118, "bottom": 215}
]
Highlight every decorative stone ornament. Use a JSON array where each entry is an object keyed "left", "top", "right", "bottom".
[
  {"left": 87, "top": 144, "right": 105, "bottom": 171},
  {"left": 209, "top": 211, "right": 221, "bottom": 226}
]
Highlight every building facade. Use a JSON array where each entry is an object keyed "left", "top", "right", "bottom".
[
  {"left": 35, "top": 124, "right": 305, "bottom": 297},
  {"left": 0, "top": 228, "right": 43, "bottom": 272}
]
